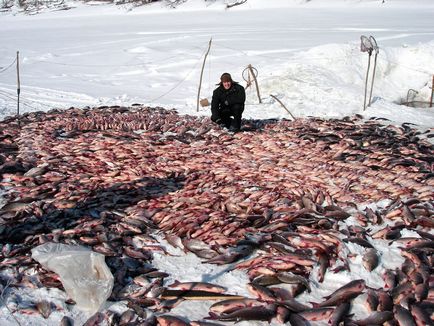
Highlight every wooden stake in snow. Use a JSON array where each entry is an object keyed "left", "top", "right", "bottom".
[
  {"left": 247, "top": 64, "right": 262, "bottom": 104},
  {"left": 368, "top": 36, "right": 379, "bottom": 107},
  {"left": 360, "top": 35, "right": 374, "bottom": 111},
  {"left": 245, "top": 68, "right": 252, "bottom": 90},
  {"left": 270, "top": 94, "right": 296, "bottom": 120},
  {"left": 197, "top": 38, "right": 212, "bottom": 112},
  {"left": 226, "top": 0, "right": 247, "bottom": 9},
  {"left": 16, "top": 51, "right": 21, "bottom": 128}
]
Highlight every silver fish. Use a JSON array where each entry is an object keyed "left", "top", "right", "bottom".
[
  {"left": 393, "top": 304, "right": 417, "bottom": 326},
  {"left": 353, "top": 311, "right": 394, "bottom": 325},
  {"left": 312, "top": 279, "right": 365, "bottom": 307},
  {"left": 168, "top": 280, "right": 226, "bottom": 294},
  {"left": 209, "top": 298, "right": 262, "bottom": 314},
  {"left": 329, "top": 302, "right": 351, "bottom": 326},
  {"left": 215, "top": 304, "right": 276, "bottom": 322},
  {"left": 362, "top": 248, "right": 379, "bottom": 272}
]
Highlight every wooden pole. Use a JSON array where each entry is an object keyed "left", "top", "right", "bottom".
[
  {"left": 368, "top": 36, "right": 379, "bottom": 107},
  {"left": 197, "top": 38, "right": 212, "bottom": 112},
  {"left": 270, "top": 94, "right": 296, "bottom": 120},
  {"left": 248, "top": 64, "right": 262, "bottom": 104},
  {"left": 363, "top": 53, "right": 372, "bottom": 111},
  {"left": 16, "top": 51, "right": 21, "bottom": 128},
  {"left": 161, "top": 289, "right": 245, "bottom": 301},
  {"left": 368, "top": 51, "right": 378, "bottom": 107},
  {"left": 245, "top": 68, "right": 252, "bottom": 90},
  {"left": 226, "top": 0, "right": 247, "bottom": 9},
  {"left": 430, "top": 75, "right": 434, "bottom": 108}
]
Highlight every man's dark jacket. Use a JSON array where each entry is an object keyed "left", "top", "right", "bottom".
[{"left": 211, "top": 82, "right": 246, "bottom": 114}]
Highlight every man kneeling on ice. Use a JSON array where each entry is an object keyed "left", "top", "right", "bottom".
[{"left": 211, "top": 72, "right": 246, "bottom": 132}]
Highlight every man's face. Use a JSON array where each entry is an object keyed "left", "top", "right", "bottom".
[{"left": 223, "top": 81, "right": 231, "bottom": 90}]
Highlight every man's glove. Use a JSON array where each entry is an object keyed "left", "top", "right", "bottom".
[{"left": 224, "top": 100, "right": 229, "bottom": 106}]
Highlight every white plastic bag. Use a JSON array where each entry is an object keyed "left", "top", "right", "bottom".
[{"left": 32, "top": 243, "right": 114, "bottom": 314}]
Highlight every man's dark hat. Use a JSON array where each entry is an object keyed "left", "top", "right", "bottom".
[{"left": 220, "top": 73, "right": 233, "bottom": 83}]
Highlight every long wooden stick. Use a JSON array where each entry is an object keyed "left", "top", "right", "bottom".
[
  {"left": 430, "top": 75, "right": 434, "bottom": 108},
  {"left": 226, "top": 0, "right": 247, "bottom": 9},
  {"left": 16, "top": 51, "right": 21, "bottom": 128},
  {"left": 161, "top": 289, "right": 245, "bottom": 301},
  {"left": 363, "top": 53, "right": 372, "bottom": 111},
  {"left": 368, "top": 36, "right": 378, "bottom": 107},
  {"left": 248, "top": 64, "right": 262, "bottom": 104},
  {"left": 270, "top": 94, "right": 296, "bottom": 120},
  {"left": 368, "top": 52, "right": 378, "bottom": 107},
  {"left": 245, "top": 68, "right": 252, "bottom": 90},
  {"left": 197, "top": 38, "right": 212, "bottom": 112}
]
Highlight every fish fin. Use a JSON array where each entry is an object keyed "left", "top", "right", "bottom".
[
  {"left": 168, "top": 280, "right": 180, "bottom": 288},
  {"left": 206, "top": 312, "right": 219, "bottom": 320},
  {"left": 310, "top": 301, "right": 320, "bottom": 308}
]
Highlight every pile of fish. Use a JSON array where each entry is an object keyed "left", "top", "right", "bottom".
[{"left": 0, "top": 105, "right": 433, "bottom": 325}]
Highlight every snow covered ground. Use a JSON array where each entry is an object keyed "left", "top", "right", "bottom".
[
  {"left": 1, "top": 0, "right": 434, "bottom": 126},
  {"left": 0, "top": 0, "right": 433, "bottom": 325}
]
